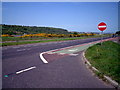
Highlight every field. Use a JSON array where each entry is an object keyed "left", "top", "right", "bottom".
[{"left": 85, "top": 41, "right": 120, "bottom": 83}]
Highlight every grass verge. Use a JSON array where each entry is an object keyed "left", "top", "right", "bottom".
[
  {"left": 2, "top": 36, "right": 102, "bottom": 46},
  {"left": 2, "top": 37, "right": 89, "bottom": 46},
  {"left": 2, "top": 34, "right": 111, "bottom": 42},
  {"left": 85, "top": 41, "right": 120, "bottom": 83}
]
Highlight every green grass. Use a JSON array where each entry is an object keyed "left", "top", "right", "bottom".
[
  {"left": 1, "top": 34, "right": 112, "bottom": 46},
  {"left": 1, "top": 36, "right": 100, "bottom": 46},
  {"left": 2, "top": 36, "right": 90, "bottom": 41},
  {"left": 85, "top": 41, "right": 120, "bottom": 83},
  {"left": 2, "top": 34, "right": 111, "bottom": 42},
  {"left": 2, "top": 37, "right": 89, "bottom": 46},
  {"left": 2, "top": 36, "right": 46, "bottom": 41}
]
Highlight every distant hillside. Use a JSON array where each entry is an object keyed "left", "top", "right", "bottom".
[{"left": 1, "top": 24, "right": 71, "bottom": 35}]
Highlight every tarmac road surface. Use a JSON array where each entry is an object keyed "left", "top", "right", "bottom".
[{"left": 2, "top": 37, "right": 115, "bottom": 88}]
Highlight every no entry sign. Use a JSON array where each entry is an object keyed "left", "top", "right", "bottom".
[{"left": 98, "top": 22, "right": 107, "bottom": 31}]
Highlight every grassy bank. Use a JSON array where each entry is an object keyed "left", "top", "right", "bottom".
[{"left": 85, "top": 41, "right": 120, "bottom": 83}]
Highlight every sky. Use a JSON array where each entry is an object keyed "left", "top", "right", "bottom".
[{"left": 2, "top": 2, "right": 119, "bottom": 33}]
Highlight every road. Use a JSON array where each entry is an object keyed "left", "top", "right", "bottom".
[{"left": 2, "top": 37, "right": 115, "bottom": 88}]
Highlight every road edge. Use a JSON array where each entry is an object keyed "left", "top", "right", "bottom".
[{"left": 82, "top": 50, "right": 120, "bottom": 89}]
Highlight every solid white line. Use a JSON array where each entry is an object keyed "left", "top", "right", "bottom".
[
  {"left": 40, "top": 53, "right": 48, "bottom": 63},
  {"left": 16, "top": 66, "right": 36, "bottom": 74}
]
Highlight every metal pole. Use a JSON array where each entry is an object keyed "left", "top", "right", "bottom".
[{"left": 101, "top": 31, "right": 103, "bottom": 45}]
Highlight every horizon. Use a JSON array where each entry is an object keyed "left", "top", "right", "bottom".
[
  {"left": 2, "top": 24, "right": 115, "bottom": 34},
  {"left": 2, "top": 2, "right": 119, "bottom": 33}
]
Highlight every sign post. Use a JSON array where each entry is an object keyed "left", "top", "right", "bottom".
[{"left": 98, "top": 22, "right": 107, "bottom": 45}]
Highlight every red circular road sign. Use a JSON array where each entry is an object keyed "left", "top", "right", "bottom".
[{"left": 98, "top": 22, "right": 107, "bottom": 31}]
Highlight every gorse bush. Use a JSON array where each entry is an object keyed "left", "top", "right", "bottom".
[{"left": 19, "top": 33, "right": 96, "bottom": 38}]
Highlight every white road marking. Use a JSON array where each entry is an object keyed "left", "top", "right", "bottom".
[
  {"left": 40, "top": 53, "right": 48, "bottom": 63},
  {"left": 58, "top": 53, "right": 66, "bottom": 55},
  {"left": 17, "top": 49, "right": 26, "bottom": 52},
  {"left": 69, "top": 54, "right": 78, "bottom": 56},
  {"left": 39, "top": 38, "right": 114, "bottom": 64},
  {"left": 68, "top": 49, "right": 78, "bottom": 52},
  {"left": 23, "top": 45, "right": 32, "bottom": 47},
  {"left": 16, "top": 66, "right": 36, "bottom": 74}
]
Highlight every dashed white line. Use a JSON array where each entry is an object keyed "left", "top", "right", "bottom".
[
  {"left": 59, "top": 53, "right": 66, "bottom": 55},
  {"left": 69, "top": 54, "right": 78, "bottom": 56},
  {"left": 17, "top": 48, "right": 31, "bottom": 51},
  {"left": 23, "top": 45, "right": 32, "bottom": 47},
  {"left": 33, "top": 44, "right": 39, "bottom": 46},
  {"left": 17, "top": 49, "right": 26, "bottom": 52},
  {"left": 16, "top": 66, "right": 36, "bottom": 74},
  {"left": 68, "top": 49, "right": 78, "bottom": 52},
  {"left": 23, "top": 46, "right": 29, "bottom": 47}
]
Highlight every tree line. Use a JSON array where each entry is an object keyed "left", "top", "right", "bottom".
[
  {"left": 1, "top": 24, "right": 97, "bottom": 38},
  {"left": 1, "top": 24, "right": 71, "bottom": 35}
]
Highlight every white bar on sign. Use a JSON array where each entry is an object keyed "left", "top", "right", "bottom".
[{"left": 98, "top": 26, "right": 106, "bottom": 28}]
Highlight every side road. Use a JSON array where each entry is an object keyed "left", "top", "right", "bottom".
[
  {"left": 40, "top": 51, "right": 113, "bottom": 88},
  {"left": 40, "top": 37, "right": 117, "bottom": 63},
  {"left": 39, "top": 37, "right": 118, "bottom": 88}
]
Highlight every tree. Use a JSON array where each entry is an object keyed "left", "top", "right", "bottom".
[
  {"left": 116, "top": 31, "right": 120, "bottom": 35},
  {"left": 73, "top": 32, "right": 78, "bottom": 35}
]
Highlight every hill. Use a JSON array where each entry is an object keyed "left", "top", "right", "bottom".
[{"left": 1, "top": 24, "right": 71, "bottom": 35}]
